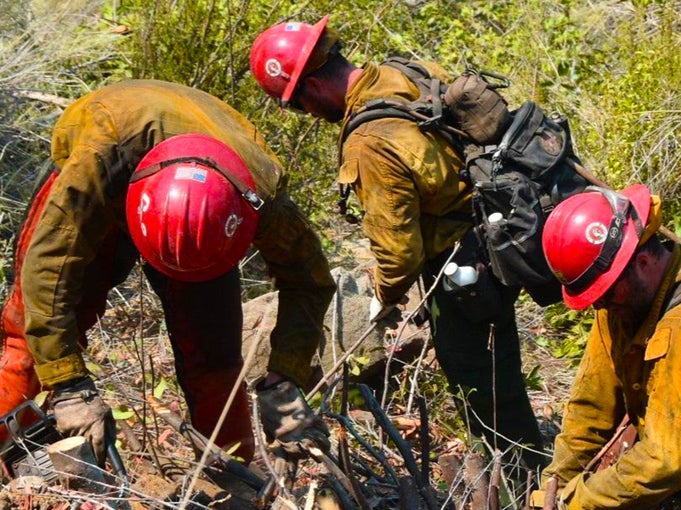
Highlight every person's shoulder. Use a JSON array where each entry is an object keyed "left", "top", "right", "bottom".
[{"left": 416, "top": 61, "right": 451, "bottom": 81}]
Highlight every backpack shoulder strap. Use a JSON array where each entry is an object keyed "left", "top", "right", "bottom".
[
  {"left": 664, "top": 279, "right": 681, "bottom": 313},
  {"left": 340, "top": 58, "right": 466, "bottom": 149},
  {"left": 381, "top": 57, "right": 433, "bottom": 82},
  {"left": 342, "top": 103, "right": 419, "bottom": 139}
]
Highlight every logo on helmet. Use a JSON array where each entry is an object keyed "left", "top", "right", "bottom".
[
  {"left": 225, "top": 214, "right": 242, "bottom": 238},
  {"left": 265, "top": 58, "right": 282, "bottom": 78},
  {"left": 585, "top": 222, "right": 608, "bottom": 245},
  {"left": 539, "top": 131, "right": 563, "bottom": 156},
  {"left": 137, "top": 193, "right": 151, "bottom": 237},
  {"left": 175, "top": 166, "right": 207, "bottom": 183}
]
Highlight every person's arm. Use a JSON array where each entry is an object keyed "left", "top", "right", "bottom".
[
  {"left": 253, "top": 187, "right": 335, "bottom": 388},
  {"left": 21, "top": 101, "right": 124, "bottom": 466},
  {"left": 557, "top": 313, "right": 681, "bottom": 509},
  {"left": 23, "top": 103, "right": 124, "bottom": 388},
  {"left": 340, "top": 127, "right": 426, "bottom": 306},
  {"left": 541, "top": 316, "right": 625, "bottom": 489}
]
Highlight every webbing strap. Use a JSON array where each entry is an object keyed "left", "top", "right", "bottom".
[
  {"left": 564, "top": 186, "right": 644, "bottom": 293},
  {"left": 131, "top": 156, "right": 263, "bottom": 211},
  {"left": 664, "top": 281, "right": 681, "bottom": 313}
]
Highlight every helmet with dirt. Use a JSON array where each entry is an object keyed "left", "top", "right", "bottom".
[
  {"left": 542, "top": 184, "right": 655, "bottom": 310},
  {"left": 126, "top": 133, "right": 260, "bottom": 282},
  {"left": 250, "top": 15, "right": 341, "bottom": 106}
]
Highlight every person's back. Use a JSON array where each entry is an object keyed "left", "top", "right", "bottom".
[
  {"left": 52, "top": 79, "right": 283, "bottom": 199},
  {"left": 339, "top": 62, "right": 471, "bottom": 302},
  {"left": 0, "top": 78, "right": 335, "bottom": 465}
]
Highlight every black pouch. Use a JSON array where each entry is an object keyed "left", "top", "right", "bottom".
[
  {"left": 462, "top": 101, "right": 587, "bottom": 306},
  {"left": 443, "top": 261, "right": 506, "bottom": 323},
  {"left": 495, "top": 101, "right": 568, "bottom": 181},
  {"left": 469, "top": 162, "right": 556, "bottom": 289}
]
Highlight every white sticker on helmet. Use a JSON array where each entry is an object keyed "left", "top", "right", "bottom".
[
  {"left": 225, "top": 214, "right": 243, "bottom": 238},
  {"left": 175, "top": 166, "right": 207, "bottom": 183},
  {"left": 138, "top": 193, "right": 151, "bottom": 237},
  {"left": 265, "top": 58, "right": 282, "bottom": 78},
  {"left": 585, "top": 222, "right": 608, "bottom": 245},
  {"left": 284, "top": 23, "right": 302, "bottom": 31}
]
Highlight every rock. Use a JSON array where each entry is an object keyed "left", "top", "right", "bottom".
[{"left": 241, "top": 264, "right": 431, "bottom": 393}]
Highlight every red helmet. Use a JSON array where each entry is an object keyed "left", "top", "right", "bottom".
[
  {"left": 542, "top": 184, "right": 651, "bottom": 310},
  {"left": 250, "top": 15, "right": 339, "bottom": 106},
  {"left": 126, "top": 133, "right": 260, "bottom": 282}
]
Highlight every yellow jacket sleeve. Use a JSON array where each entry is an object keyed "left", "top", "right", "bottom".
[
  {"left": 254, "top": 186, "right": 335, "bottom": 386},
  {"left": 24, "top": 101, "right": 124, "bottom": 387}
]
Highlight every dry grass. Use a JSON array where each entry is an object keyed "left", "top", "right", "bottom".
[{"left": 0, "top": 258, "right": 575, "bottom": 509}]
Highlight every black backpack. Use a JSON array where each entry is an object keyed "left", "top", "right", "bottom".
[{"left": 340, "top": 57, "right": 589, "bottom": 306}]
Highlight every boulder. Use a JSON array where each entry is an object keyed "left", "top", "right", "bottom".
[{"left": 241, "top": 265, "right": 431, "bottom": 393}]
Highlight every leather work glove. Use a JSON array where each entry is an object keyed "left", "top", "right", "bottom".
[
  {"left": 257, "top": 379, "right": 330, "bottom": 458},
  {"left": 50, "top": 377, "right": 116, "bottom": 467},
  {"left": 369, "top": 295, "right": 408, "bottom": 329}
]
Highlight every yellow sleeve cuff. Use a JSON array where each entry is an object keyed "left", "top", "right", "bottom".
[{"left": 34, "top": 353, "right": 88, "bottom": 388}]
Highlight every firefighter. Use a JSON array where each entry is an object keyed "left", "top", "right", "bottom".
[
  {"left": 0, "top": 79, "right": 335, "bottom": 466},
  {"left": 249, "top": 16, "right": 546, "bottom": 472},
  {"left": 536, "top": 184, "right": 681, "bottom": 508}
]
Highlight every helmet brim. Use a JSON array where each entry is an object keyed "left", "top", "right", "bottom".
[
  {"left": 562, "top": 184, "right": 652, "bottom": 310},
  {"left": 281, "top": 15, "right": 329, "bottom": 104}
]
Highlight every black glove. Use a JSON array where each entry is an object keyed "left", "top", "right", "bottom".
[
  {"left": 256, "top": 379, "right": 330, "bottom": 458},
  {"left": 50, "top": 377, "right": 116, "bottom": 467}
]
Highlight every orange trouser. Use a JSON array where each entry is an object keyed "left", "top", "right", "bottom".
[{"left": 0, "top": 171, "right": 254, "bottom": 462}]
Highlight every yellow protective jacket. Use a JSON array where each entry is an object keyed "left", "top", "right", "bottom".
[
  {"left": 542, "top": 244, "right": 681, "bottom": 509},
  {"left": 23, "top": 79, "right": 335, "bottom": 388},
  {"left": 338, "top": 62, "right": 471, "bottom": 305}
]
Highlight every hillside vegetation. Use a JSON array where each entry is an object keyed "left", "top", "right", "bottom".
[
  {"left": 2, "top": 0, "right": 679, "bottom": 371},
  {"left": 0, "top": 0, "right": 680, "bottom": 507}
]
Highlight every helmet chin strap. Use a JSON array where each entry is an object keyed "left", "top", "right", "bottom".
[
  {"left": 564, "top": 186, "right": 644, "bottom": 293},
  {"left": 131, "top": 156, "right": 263, "bottom": 211}
]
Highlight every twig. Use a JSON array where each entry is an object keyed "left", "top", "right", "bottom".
[
  {"left": 333, "top": 440, "right": 372, "bottom": 510},
  {"left": 146, "top": 396, "right": 264, "bottom": 490},
  {"left": 488, "top": 450, "right": 502, "bottom": 510},
  {"left": 12, "top": 89, "right": 72, "bottom": 108},
  {"left": 337, "top": 369, "right": 371, "bottom": 510},
  {"left": 398, "top": 476, "right": 421, "bottom": 509},
  {"left": 303, "top": 479, "right": 319, "bottom": 510},
  {"left": 406, "top": 338, "right": 431, "bottom": 415},
  {"left": 380, "top": 242, "right": 461, "bottom": 409},
  {"left": 417, "top": 396, "right": 430, "bottom": 485},
  {"left": 177, "top": 328, "right": 262, "bottom": 510},
  {"left": 524, "top": 470, "right": 535, "bottom": 510},
  {"left": 358, "top": 384, "right": 439, "bottom": 510},
  {"left": 320, "top": 378, "right": 398, "bottom": 484},
  {"left": 305, "top": 323, "right": 378, "bottom": 400},
  {"left": 250, "top": 389, "right": 297, "bottom": 506},
  {"left": 543, "top": 476, "right": 558, "bottom": 510}
]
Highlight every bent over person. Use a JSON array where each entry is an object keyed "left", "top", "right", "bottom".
[
  {"left": 537, "top": 184, "right": 681, "bottom": 509},
  {"left": 250, "top": 16, "right": 546, "bottom": 472},
  {"left": 0, "top": 79, "right": 335, "bottom": 466}
]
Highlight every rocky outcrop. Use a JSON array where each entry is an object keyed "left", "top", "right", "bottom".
[{"left": 241, "top": 265, "right": 431, "bottom": 393}]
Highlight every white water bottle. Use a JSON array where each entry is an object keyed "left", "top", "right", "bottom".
[
  {"left": 443, "top": 262, "right": 478, "bottom": 292},
  {"left": 488, "top": 212, "right": 504, "bottom": 225}
]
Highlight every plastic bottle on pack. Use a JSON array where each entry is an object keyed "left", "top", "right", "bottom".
[
  {"left": 488, "top": 212, "right": 504, "bottom": 225},
  {"left": 443, "top": 262, "right": 479, "bottom": 292}
]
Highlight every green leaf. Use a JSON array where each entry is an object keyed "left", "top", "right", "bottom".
[
  {"left": 112, "top": 404, "right": 134, "bottom": 421},
  {"left": 153, "top": 377, "right": 168, "bottom": 399}
]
